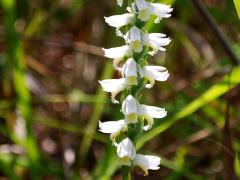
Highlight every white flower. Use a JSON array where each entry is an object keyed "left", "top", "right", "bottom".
[
  {"left": 99, "top": 78, "right": 127, "bottom": 104},
  {"left": 121, "top": 58, "right": 138, "bottom": 85},
  {"left": 105, "top": 13, "right": 134, "bottom": 28},
  {"left": 142, "top": 33, "right": 171, "bottom": 55},
  {"left": 103, "top": 45, "right": 132, "bottom": 69},
  {"left": 143, "top": 66, "right": 169, "bottom": 89},
  {"left": 117, "top": 0, "right": 123, "bottom": 6},
  {"left": 135, "top": 0, "right": 173, "bottom": 22},
  {"left": 121, "top": 95, "right": 167, "bottom": 129},
  {"left": 128, "top": 26, "right": 143, "bottom": 53},
  {"left": 117, "top": 138, "right": 136, "bottom": 166},
  {"left": 121, "top": 95, "right": 139, "bottom": 124},
  {"left": 139, "top": 104, "right": 167, "bottom": 131},
  {"left": 117, "top": 138, "right": 161, "bottom": 175},
  {"left": 103, "top": 45, "right": 132, "bottom": 59},
  {"left": 99, "top": 120, "right": 127, "bottom": 146},
  {"left": 133, "top": 154, "right": 161, "bottom": 176}
]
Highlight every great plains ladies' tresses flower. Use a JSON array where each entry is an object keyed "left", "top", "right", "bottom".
[
  {"left": 117, "top": 138, "right": 136, "bottom": 166},
  {"left": 143, "top": 66, "right": 169, "bottom": 88},
  {"left": 100, "top": 0, "right": 172, "bottom": 177},
  {"left": 135, "top": 0, "right": 173, "bottom": 22},
  {"left": 121, "top": 95, "right": 138, "bottom": 123},
  {"left": 117, "top": 138, "right": 161, "bottom": 175},
  {"left": 103, "top": 45, "right": 132, "bottom": 59},
  {"left": 99, "top": 78, "right": 127, "bottom": 104},
  {"left": 128, "top": 26, "right": 143, "bottom": 53},
  {"left": 142, "top": 33, "right": 171, "bottom": 55},
  {"left": 138, "top": 104, "right": 167, "bottom": 130},
  {"left": 133, "top": 154, "right": 161, "bottom": 176},
  {"left": 103, "top": 45, "right": 132, "bottom": 69},
  {"left": 121, "top": 95, "right": 167, "bottom": 129},
  {"left": 105, "top": 13, "right": 134, "bottom": 28},
  {"left": 99, "top": 120, "right": 127, "bottom": 146},
  {"left": 121, "top": 58, "right": 138, "bottom": 85}
]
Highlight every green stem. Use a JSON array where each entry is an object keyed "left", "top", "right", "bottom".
[{"left": 122, "top": 166, "right": 131, "bottom": 180}]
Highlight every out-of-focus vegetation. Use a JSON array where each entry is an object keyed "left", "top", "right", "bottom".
[{"left": 0, "top": 0, "right": 239, "bottom": 179}]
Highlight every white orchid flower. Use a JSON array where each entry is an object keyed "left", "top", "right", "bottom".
[
  {"left": 133, "top": 154, "right": 161, "bottom": 176},
  {"left": 105, "top": 13, "right": 134, "bottom": 28},
  {"left": 121, "top": 95, "right": 139, "bottom": 124},
  {"left": 121, "top": 95, "right": 167, "bottom": 129},
  {"left": 117, "top": 138, "right": 136, "bottom": 166},
  {"left": 128, "top": 26, "right": 143, "bottom": 53},
  {"left": 135, "top": 0, "right": 173, "bottom": 22},
  {"left": 121, "top": 58, "right": 138, "bottom": 85},
  {"left": 99, "top": 120, "right": 127, "bottom": 146},
  {"left": 139, "top": 104, "right": 167, "bottom": 131},
  {"left": 99, "top": 78, "right": 127, "bottom": 104},
  {"left": 143, "top": 66, "right": 169, "bottom": 89},
  {"left": 103, "top": 45, "right": 132, "bottom": 70},
  {"left": 142, "top": 33, "right": 171, "bottom": 55},
  {"left": 117, "top": 138, "right": 161, "bottom": 175}
]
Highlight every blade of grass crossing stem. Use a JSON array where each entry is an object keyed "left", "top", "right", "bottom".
[
  {"left": 137, "top": 65, "right": 240, "bottom": 149},
  {"left": 1, "top": 0, "right": 41, "bottom": 178},
  {"left": 79, "top": 61, "right": 114, "bottom": 164},
  {"left": 233, "top": 0, "right": 240, "bottom": 19}
]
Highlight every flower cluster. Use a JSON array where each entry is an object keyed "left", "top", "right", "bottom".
[{"left": 99, "top": 0, "right": 172, "bottom": 177}]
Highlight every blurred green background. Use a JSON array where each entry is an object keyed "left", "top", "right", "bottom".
[{"left": 0, "top": 0, "right": 240, "bottom": 179}]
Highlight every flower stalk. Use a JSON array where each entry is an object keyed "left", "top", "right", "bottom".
[{"left": 99, "top": 0, "right": 172, "bottom": 178}]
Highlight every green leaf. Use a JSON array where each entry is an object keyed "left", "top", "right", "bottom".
[
  {"left": 235, "top": 153, "right": 240, "bottom": 178},
  {"left": 234, "top": 0, "right": 240, "bottom": 19},
  {"left": 137, "top": 66, "right": 240, "bottom": 149}
]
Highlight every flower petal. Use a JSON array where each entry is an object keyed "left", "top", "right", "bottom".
[
  {"left": 103, "top": 45, "right": 132, "bottom": 59},
  {"left": 117, "top": 138, "right": 136, "bottom": 166},
  {"left": 133, "top": 154, "right": 161, "bottom": 176},
  {"left": 129, "top": 26, "right": 143, "bottom": 53},
  {"left": 149, "top": 3, "right": 173, "bottom": 19},
  {"left": 121, "top": 58, "right": 138, "bottom": 85},
  {"left": 122, "top": 95, "right": 139, "bottom": 123},
  {"left": 99, "top": 120, "right": 127, "bottom": 146},
  {"left": 105, "top": 13, "right": 134, "bottom": 28},
  {"left": 142, "top": 33, "right": 171, "bottom": 55},
  {"left": 139, "top": 104, "right": 167, "bottom": 119},
  {"left": 99, "top": 120, "right": 126, "bottom": 134},
  {"left": 143, "top": 66, "right": 169, "bottom": 88},
  {"left": 99, "top": 78, "right": 127, "bottom": 103}
]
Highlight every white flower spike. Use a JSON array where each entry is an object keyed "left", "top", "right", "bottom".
[
  {"left": 100, "top": 0, "right": 172, "bottom": 177},
  {"left": 135, "top": 0, "right": 173, "bottom": 22},
  {"left": 99, "top": 120, "right": 127, "bottom": 146},
  {"left": 143, "top": 66, "right": 169, "bottom": 88},
  {"left": 133, "top": 154, "right": 161, "bottom": 176},
  {"left": 117, "top": 138, "right": 136, "bottom": 166}
]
